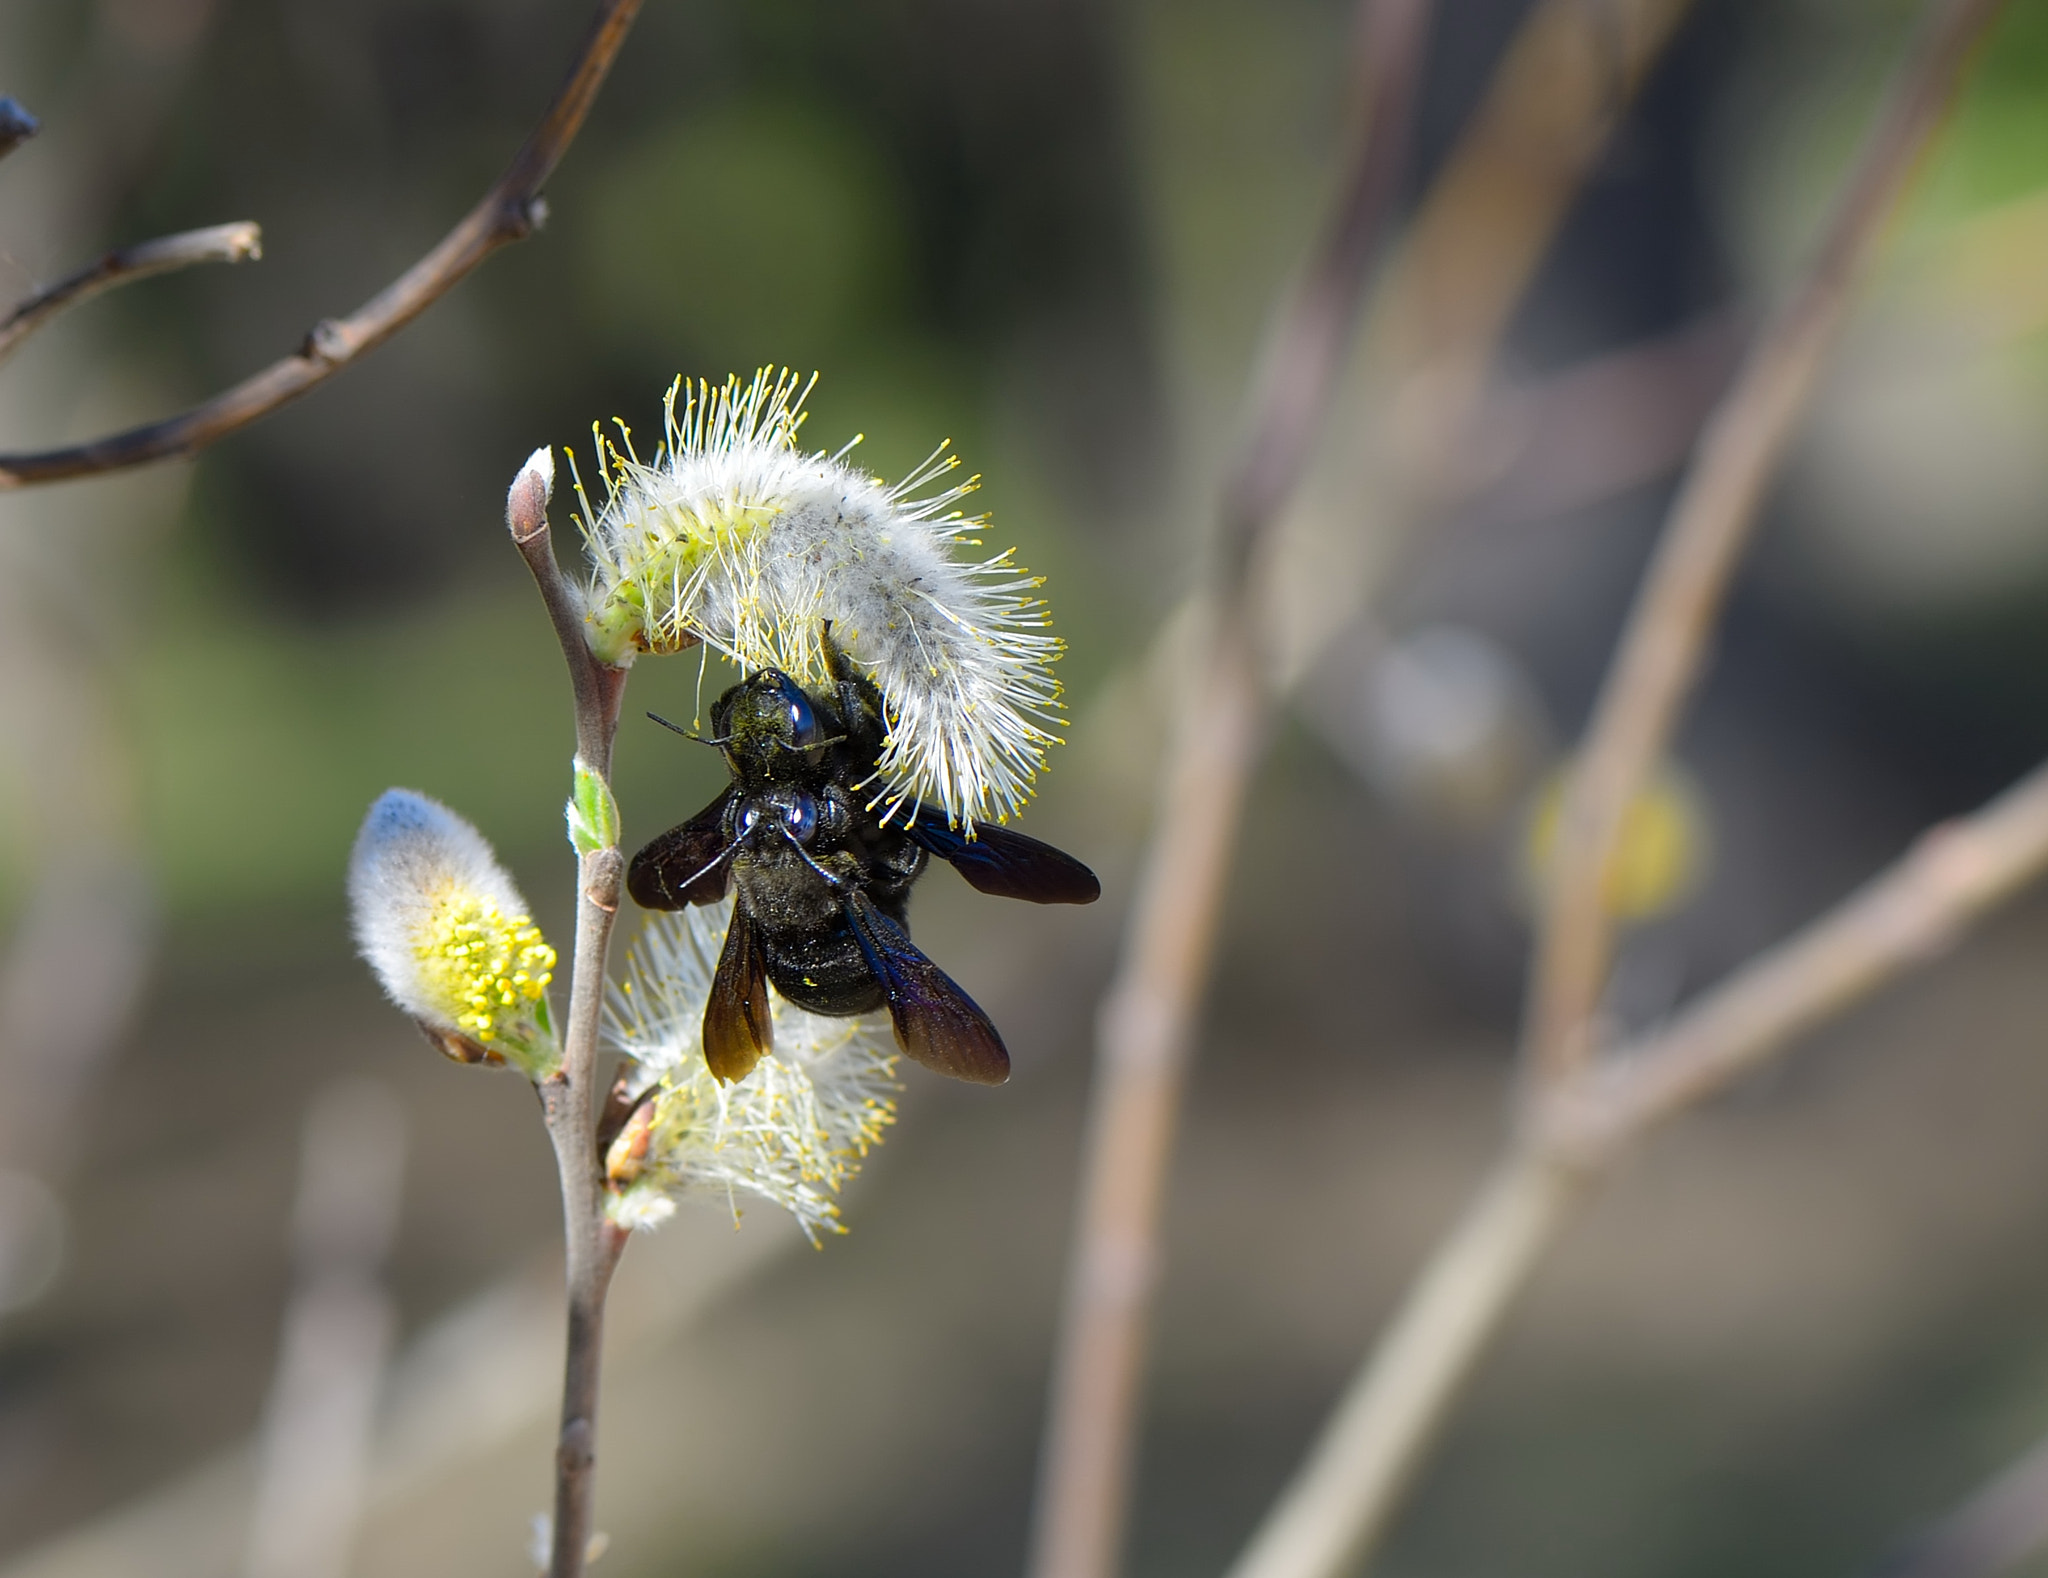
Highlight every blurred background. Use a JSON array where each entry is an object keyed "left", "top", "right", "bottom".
[{"left": 3, "top": 0, "right": 2048, "bottom": 1574}]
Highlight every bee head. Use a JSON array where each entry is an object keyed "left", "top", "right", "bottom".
[{"left": 717, "top": 669, "right": 827, "bottom": 775}]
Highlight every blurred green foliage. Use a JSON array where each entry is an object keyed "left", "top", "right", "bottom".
[{"left": 580, "top": 96, "right": 912, "bottom": 368}]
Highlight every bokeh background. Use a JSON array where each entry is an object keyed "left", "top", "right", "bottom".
[{"left": 4, "top": 1, "right": 2048, "bottom": 1575}]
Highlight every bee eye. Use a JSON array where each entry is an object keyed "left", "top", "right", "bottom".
[
  {"left": 764, "top": 673, "right": 822, "bottom": 748},
  {"left": 738, "top": 804, "right": 761, "bottom": 835},
  {"left": 784, "top": 793, "right": 818, "bottom": 841}
]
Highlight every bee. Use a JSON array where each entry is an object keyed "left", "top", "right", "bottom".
[{"left": 627, "top": 634, "right": 1099, "bottom": 1086}]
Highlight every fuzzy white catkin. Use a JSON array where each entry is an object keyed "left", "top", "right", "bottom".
[
  {"left": 347, "top": 790, "right": 557, "bottom": 1079},
  {"left": 605, "top": 901, "right": 900, "bottom": 1242},
  {"left": 573, "top": 370, "right": 1065, "bottom": 828},
  {"left": 348, "top": 790, "right": 525, "bottom": 1022}
]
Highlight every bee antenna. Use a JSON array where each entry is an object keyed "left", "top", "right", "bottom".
[
  {"left": 647, "top": 711, "right": 727, "bottom": 747},
  {"left": 778, "top": 826, "right": 848, "bottom": 889}
]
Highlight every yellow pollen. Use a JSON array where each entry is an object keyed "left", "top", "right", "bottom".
[{"left": 414, "top": 888, "right": 556, "bottom": 1043}]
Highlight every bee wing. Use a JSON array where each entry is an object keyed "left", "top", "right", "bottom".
[
  {"left": 909, "top": 819, "right": 1101, "bottom": 905},
  {"left": 843, "top": 890, "right": 1010, "bottom": 1085},
  {"left": 703, "top": 905, "right": 772, "bottom": 1083},
  {"left": 627, "top": 790, "right": 737, "bottom": 910}
]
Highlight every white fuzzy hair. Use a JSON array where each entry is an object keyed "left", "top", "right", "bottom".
[
  {"left": 347, "top": 788, "right": 529, "bottom": 1029},
  {"left": 573, "top": 370, "right": 1065, "bottom": 828},
  {"left": 605, "top": 901, "right": 900, "bottom": 1242}
]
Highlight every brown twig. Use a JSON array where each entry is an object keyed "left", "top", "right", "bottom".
[
  {"left": 0, "top": 0, "right": 644, "bottom": 489},
  {"left": 1520, "top": 0, "right": 2009, "bottom": 1087},
  {"left": 1226, "top": 6, "right": 2011, "bottom": 1574},
  {"left": 0, "top": 220, "right": 262, "bottom": 369},
  {"left": 1551, "top": 756, "right": 2048, "bottom": 1157},
  {"left": 1225, "top": 1152, "right": 1584, "bottom": 1578},
  {"left": 0, "top": 99, "right": 38, "bottom": 166},
  {"left": 1023, "top": 6, "right": 1431, "bottom": 1578},
  {"left": 1228, "top": 751, "right": 2048, "bottom": 1578},
  {"left": 1218, "top": 0, "right": 1432, "bottom": 576},
  {"left": 508, "top": 457, "right": 631, "bottom": 1578},
  {"left": 1364, "top": 0, "right": 1695, "bottom": 486}
]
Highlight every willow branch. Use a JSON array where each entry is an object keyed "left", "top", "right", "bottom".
[
  {"left": 508, "top": 457, "right": 628, "bottom": 774},
  {"left": 1226, "top": 5, "right": 2010, "bottom": 1574},
  {"left": 1023, "top": 8, "right": 1430, "bottom": 1578},
  {"left": 509, "top": 459, "right": 630, "bottom": 1578},
  {"left": 1552, "top": 757, "right": 2048, "bottom": 1155},
  {"left": 1226, "top": 1156, "right": 1583, "bottom": 1578},
  {"left": 0, "top": 99, "right": 38, "bottom": 166},
  {"left": 0, "top": 220, "right": 261, "bottom": 369},
  {"left": 1521, "top": 0, "right": 2009, "bottom": 1086},
  {"left": 1217, "top": 0, "right": 1433, "bottom": 577},
  {"left": 0, "top": 0, "right": 644, "bottom": 489},
  {"left": 1229, "top": 753, "right": 2048, "bottom": 1578}
]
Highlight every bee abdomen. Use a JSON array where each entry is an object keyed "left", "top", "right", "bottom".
[{"left": 763, "top": 926, "right": 886, "bottom": 1016}]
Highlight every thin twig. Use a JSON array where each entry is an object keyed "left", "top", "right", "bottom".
[
  {"left": 1552, "top": 756, "right": 2048, "bottom": 1156},
  {"left": 509, "top": 459, "right": 631, "bottom": 1578},
  {"left": 1028, "top": 615, "right": 1264, "bottom": 1578},
  {"left": 1226, "top": 1155, "right": 1583, "bottom": 1578},
  {"left": 241, "top": 1082, "right": 406, "bottom": 1578},
  {"left": 0, "top": 99, "right": 38, "bottom": 166},
  {"left": 508, "top": 457, "right": 629, "bottom": 773},
  {"left": 0, "top": 0, "right": 644, "bottom": 489},
  {"left": 0, "top": 220, "right": 262, "bottom": 369},
  {"left": 1867, "top": 1425, "right": 2048, "bottom": 1578},
  {"left": 1024, "top": 7, "right": 1430, "bottom": 1578},
  {"left": 1219, "top": 0, "right": 1433, "bottom": 576},
  {"left": 1230, "top": 755, "right": 2048, "bottom": 1578},
  {"left": 1226, "top": 7, "right": 2011, "bottom": 1573},
  {"left": 1520, "top": 0, "right": 2010, "bottom": 1087},
  {"left": 1364, "top": 0, "right": 1695, "bottom": 486}
]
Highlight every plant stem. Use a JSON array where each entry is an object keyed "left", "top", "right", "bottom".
[
  {"left": 1553, "top": 756, "right": 2048, "bottom": 1154},
  {"left": 0, "top": 0, "right": 644, "bottom": 488},
  {"left": 1028, "top": 609, "right": 1264, "bottom": 1578},
  {"left": 511, "top": 449, "right": 632, "bottom": 1578},
  {"left": 1225, "top": 746, "right": 2048, "bottom": 1578},
  {"left": 1220, "top": 9, "right": 2013, "bottom": 1568},
  {"left": 1023, "top": 6, "right": 1430, "bottom": 1576},
  {"left": 1225, "top": 1155, "right": 1583, "bottom": 1578},
  {"left": 541, "top": 1010, "right": 627, "bottom": 1578},
  {"left": 0, "top": 220, "right": 263, "bottom": 369},
  {"left": 1520, "top": 0, "right": 2011, "bottom": 1088}
]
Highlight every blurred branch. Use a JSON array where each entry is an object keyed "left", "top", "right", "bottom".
[
  {"left": 1365, "top": 0, "right": 1695, "bottom": 487},
  {"left": 0, "top": 220, "right": 261, "bottom": 369},
  {"left": 0, "top": 98, "right": 37, "bottom": 165},
  {"left": 1866, "top": 1426, "right": 2048, "bottom": 1578},
  {"left": 0, "top": 0, "right": 644, "bottom": 489},
  {"left": 241, "top": 1082, "right": 405, "bottom": 1578},
  {"left": 1032, "top": 0, "right": 1726, "bottom": 1571},
  {"left": 1521, "top": 0, "right": 2009, "bottom": 1087},
  {"left": 1225, "top": 1153, "right": 1582, "bottom": 1578},
  {"left": 1024, "top": 7, "right": 1431, "bottom": 1578},
  {"left": 1218, "top": 0, "right": 1432, "bottom": 575},
  {"left": 1554, "top": 756, "right": 2048, "bottom": 1152},
  {"left": 0, "top": 1211, "right": 790, "bottom": 1578},
  {"left": 1447, "top": 309, "right": 1744, "bottom": 533},
  {"left": 1229, "top": 748, "right": 2048, "bottom": 1578},
  {"left": 1226, "top": 6, "right": 2010, "bottom": 1576}
]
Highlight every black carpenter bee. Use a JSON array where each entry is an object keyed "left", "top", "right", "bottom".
[{"left": 627, "top": 633, "right": 1099, "bottom": 1086}]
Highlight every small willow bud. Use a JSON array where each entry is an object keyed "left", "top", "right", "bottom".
[{"left": 348, "top": 790, "right": 560, "bottom": 1080}]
